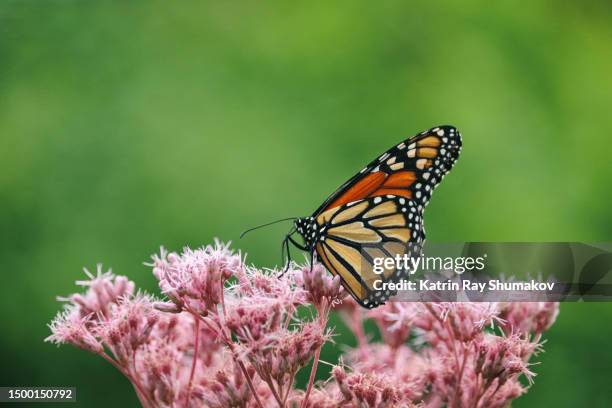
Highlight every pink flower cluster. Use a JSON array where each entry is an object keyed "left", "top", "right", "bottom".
[{"left": 47, "top": 240, "right": 559, "bottom": 408}]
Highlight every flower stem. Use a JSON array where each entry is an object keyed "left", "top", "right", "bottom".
[
  {"left": 282, "top": 371, "right": 296, "bottom": 406},
  {"left": 301, "top": 300, "right": 329, "bottom": 408},
  {"left": 130, "top": 350, "right": 151, "bottom": 408},
  {"left": 186, "top": 315, "right": 200, "bottom": 406},
  {"left": 235, "top": 357, "right": 266, "bottom": 408},
  {"left": 263, "top": 376, "right": 284, "bottom": 407},
  {"left": 98, "top": 352, "right": 152, "bottom": 408},
  {"left": 351, "top": 310, "right": 367, "bottom": 348},
  {"left": 452, "top": 345, "right": 468, "bottom": 407},
  {"left": 300, "top": 346, "right": 321, "bottom": 408},
  {"left": 198, "top": 315, "right": 265, "bottom": 408}
]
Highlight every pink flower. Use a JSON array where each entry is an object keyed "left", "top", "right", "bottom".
[
  {"left": 244, "top": 321, "right": 330, "bottom": 382},
  {"left": 97, "top": 294, "right": 159, "bottom": 365},
  {"left": 46, "top": 309, "right": 103, "bottom": 353},
  {"left": 61, "top": 265, "right": 134, "bottom": 322},
  {"left": 295, "top": 387, "right": 341, "bottom": 408},
  {"left": 297, "top": 263, "right": 345, "bottom": 310},
  {"left": 499, "top": 302, "right": 560, "bottom": 335},
  {"left": 197, "top": 361, "right": 268, "bottom": 408},
  {"left": 231, "top": 265, "right": 307, "bottom": 306},
  {"left": 150, "top": 240, "right": 243, "bottom": 316},
  {"left": 346, "top": 344, "right": 428, "bottom": 401},
  {"left": 367, "top": 303, "right": 414, "bottom": 349},
  {"left": 225, "top": 267, "right": 308, "bottom": 344},
  {"left": 414, "top": 302, "right": 503, "bottom": 345},
  {"left": 138, "top": 336, "right": 184, "bottom": 406},
  {"left": 332, "top": 366, "right": 404, "bottom": 408},
  {"left": 46, "top": 266, "right": 136, "bottom": 354},
  {"left": 46, "top": 240, "right": 560, "bottom": 408},
  {"left": 226, "top": 298, "right": 285, "bottom": 343}
]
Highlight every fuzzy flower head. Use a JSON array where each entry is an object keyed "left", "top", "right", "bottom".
[
  {"left": 138, "top": 338, "right": 184, "bottom": 406},
  {"left": 475, "top": 332, "right": 540, "bottom": 385},
  {"left": 46, "top": 308, "right": 103, "bottom": 353},
  {"left": 46, "top": 266, "right": 135, "bottom": 353},
  {"left": 61, "top": 265, "right": 135, "bottom": 322},
  {"left": 297, "top": 387, "right": 342, "bottom": 408},
  {"left": 232, "top": 320, "right": 332, "bottom": 404},
  {"left": 98, "top": 294, "right": 159, "bottom": 364},
  {"left": 499, "top": 302, "right": 560, "bottom": 335},
  {"left": 332, "top": 366, "right": 405, "bottom": 408},
  {"left": 266, "top": 322, "right": 331, "bottom": 382},
  {"left": 418, "top": 302, "right": 503, "bottom": 344},
  {"left": 149, "top": 240, "right": 243, "bottom": 316},
  {"left": 368, "top": 303, "right": 414, "bottom": 349},
  {"left": 233, "top": 264, "right": 307, "bottom": 305},
  {"left": 197, "top": 362, "right": 259, "bottom": 408},
  {"left": 226, "top": 297, "right": 286, "bottom": 343},
  {"left": 297, "top": 262, "right": 345, "bottom": 309},
  {"left": 225, "top": 266, "right": 308, "bottom": 342},
  {"left": 346, "top": 343, "right": 428, "bottom": 401}
]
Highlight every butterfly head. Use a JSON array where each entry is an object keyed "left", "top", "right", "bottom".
[{"left": 294, "top": 216, "right": 318, "bottom": 250}]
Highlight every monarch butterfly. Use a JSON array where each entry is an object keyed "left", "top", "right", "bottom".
[{"left": 243, "top": 125, "right": 461, "bottom": 308}]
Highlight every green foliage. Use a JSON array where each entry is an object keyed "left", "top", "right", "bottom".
[{"left": 1, "top": 1, "right": 611, "bottom": 406}]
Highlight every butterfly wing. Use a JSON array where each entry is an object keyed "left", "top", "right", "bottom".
[
  {"left": 312, "top": 125, "right": 462, "bottom": 307},
  {"left": 314, "top": 195, "right": 422, "bottom": 307},
  {"left": 313, "top": 125, "right": 462, "bottom": 216}
]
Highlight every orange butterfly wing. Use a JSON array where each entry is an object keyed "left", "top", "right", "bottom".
[
  {"left": 311, "top": 125, "right": 462, "bottom": 307},
  {"left": 314, "top": 125, "right": 461, "bottom": 216}
]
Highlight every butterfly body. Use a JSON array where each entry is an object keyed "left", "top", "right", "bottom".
[{"left": 290, "top": 125, "right": 462, "bottom": 308}]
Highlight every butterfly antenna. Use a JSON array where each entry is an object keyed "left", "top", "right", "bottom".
[{"left": 240, "top": 217, "right": 297, "bottom": 239}]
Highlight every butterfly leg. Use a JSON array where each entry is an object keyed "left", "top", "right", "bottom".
[
  {"left": 287, "top": 235, "right": 309, "bottom": 251},
  {"left": 309, "top": 250, "right": 315, "bottom": 273},
  {"left": 279, "top": 236, "right": 292, "bottom": 277},
  {"left": 281, "top": 236, "right": 287, "bottom": 270},
  {"left": 278, "top": 235, "right": 312, "bottom": 278}
]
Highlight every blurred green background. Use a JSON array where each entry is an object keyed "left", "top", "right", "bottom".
[{"left": 1, "top": 1, "right": 612, "bottom": 406}]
